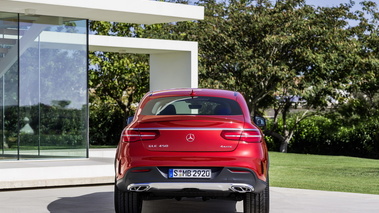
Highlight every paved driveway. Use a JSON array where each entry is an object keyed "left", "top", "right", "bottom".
[{"left": 0, "top": 185, "right": 378, "bottom": 213}]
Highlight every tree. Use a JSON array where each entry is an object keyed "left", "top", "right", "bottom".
[
  {"left": 88, "top": 22, "right": 151, "bottom": 145},
  {"left": 89, "top": 52, "right": 149, "bottom": 116},
  {"left": 347, "top": 1, "right": 379, "bottom": 115},
  {"left": 265, "top": 1, "right": 364, "bottom": 152},
  {"left": 179, "top": 0, "right": 377, "bottom": 152},
  {"left": 88, "top": 0, "right": 379, "bottom": 151}
]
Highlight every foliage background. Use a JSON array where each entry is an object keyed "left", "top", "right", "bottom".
[{"left": 88, "top": 0, "right": 379, "bottom": 159}]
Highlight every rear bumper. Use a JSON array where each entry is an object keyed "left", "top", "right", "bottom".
[
  {"left": 116, "top": 166, "right": 267, "bottom": 196},
  {"left": 127, "top": 182, "right": 255, "bottom": 193}
]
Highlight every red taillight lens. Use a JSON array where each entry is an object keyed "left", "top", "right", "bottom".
[
  {"left": 122, "top": 129, "right": 159, "bottom": 142},
  {"left": 139, "top": 130, "right": 160, "bottom": 140},
  {"left": 221, "top": 130, "right": 241, "bottom": 140},
  {"left": 131, "top": 169, "right": 151, "bottom": 173},
  {"left": 240, "top": 130, "right": 262, "bottom": 143},
  {"left": 122, "top": 130, "right": 141, "bottom": 142},
  {"left": 221, "top": 130, "right": 262, "bottom": 143}
]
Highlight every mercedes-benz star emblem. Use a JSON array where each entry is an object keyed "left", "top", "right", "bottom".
[{"left": 186, "top": 133, "right": 195, "bottom": 142}]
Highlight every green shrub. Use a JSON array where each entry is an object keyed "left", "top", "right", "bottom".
[
  {"left": 287, "top": 114, "right": 379, "bottom": 159},
  {"left": 3, "top": 105, "right": 86, "bottom": 149},
  {"left": 19, "top": 134, "right": 86, "bottom": 148},
  {"left": 89, "top": 101, "right": 125, "bottom": 146}
]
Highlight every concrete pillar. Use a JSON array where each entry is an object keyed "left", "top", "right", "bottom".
[{"left": 150, "top": 51, "right": 198, "bottom": 91}]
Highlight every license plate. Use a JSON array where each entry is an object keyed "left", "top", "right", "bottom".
[{"left": 169, "top": 169, "right": 211, "bottom": 178}]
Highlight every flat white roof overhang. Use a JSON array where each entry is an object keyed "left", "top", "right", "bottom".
[
  {"left": 1, "top": 0, "right": 203, "bottom": 91},
  {"left": 0, "top": 0, "right": 204, "bottom": 24},
  {"left": 89, "top": 35, "right": 197, "bottom": 54}
]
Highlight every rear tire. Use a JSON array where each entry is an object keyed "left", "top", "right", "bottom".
[
  {"left": 114, "top": 184, "right": 143, "bottom": 213},
  {"left": 243, "top": 182, "right": 269, "bottom": 213}
]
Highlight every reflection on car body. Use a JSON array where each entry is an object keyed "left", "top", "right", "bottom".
[{"left": 115, "top": 88, "right": 270, "bottom": 213}]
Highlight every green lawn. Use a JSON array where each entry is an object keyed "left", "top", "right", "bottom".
[{"left": 269, "top": 151, "right": 379, "bottom": 195}]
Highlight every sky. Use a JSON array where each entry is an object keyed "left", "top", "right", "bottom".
[
  {"left": 306, "top": 0, "right": 364, "bottom": 10},
  {"left": 307, "top": 0, "right": 355, "bottom": 7},
  {"left": 306, "top": 0, "right": 372, "bottom": 26}
]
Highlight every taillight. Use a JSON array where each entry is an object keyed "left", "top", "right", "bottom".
[
  {"left": 240, "top": 130, "right": 262, "bottom": 143},
  {"left": 139, "top": 130, "right": 160, "bottom": 140},
  {"left": 122, "top": 129, "right": 159, "bottom": 142},
  {"left": 221, "top": 129, "right": 262, "bottom": 143},
  {"left": 221, "top": 131, "right": 241, "bottom": 140},
  {"left": 131, "top": 169, "right": 151, "bottom": 173},
  {"left": 122, "top": 130, "right": 140, "bottom": 142}
]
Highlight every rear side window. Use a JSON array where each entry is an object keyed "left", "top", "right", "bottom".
[{"left": 141, "top": 96, "right": 243, "bottom": 115}]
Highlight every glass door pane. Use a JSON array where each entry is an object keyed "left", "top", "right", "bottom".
[
  {"left": 19, "top": 15, "right": 88, "bottom": 159},
  {"left": 0, "top": 12, "right": 19, "bottom": 160}
]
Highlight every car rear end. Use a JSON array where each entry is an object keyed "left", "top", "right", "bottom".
[{"left": 115, "top": 89, "right": 269, "bottom": 213}]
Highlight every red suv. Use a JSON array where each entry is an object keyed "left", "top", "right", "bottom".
[{"left": 115, "top": 88, "right": 269, "bottom": 213}]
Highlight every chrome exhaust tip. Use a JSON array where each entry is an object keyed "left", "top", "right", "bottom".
[
  {"left": 230, "top": 184, "right": 254, "bottom": 193},
  {"left": 127, "top": 184, "right": 151, "bottom": 192}
]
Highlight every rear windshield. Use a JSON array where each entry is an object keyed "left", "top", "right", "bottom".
[{"left": 141, "top": 96, "right": 243, "bottom": 116}]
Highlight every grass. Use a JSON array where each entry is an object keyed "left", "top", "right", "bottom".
[{"left": 269, "top": 151, "right": 379, "bottom": 195}]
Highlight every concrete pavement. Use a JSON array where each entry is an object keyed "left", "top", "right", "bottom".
[
  {"left": 1, "top": 185, "right": 378, "bottom": 213},
  {"left": 0, "top": 149, "right": 115, "bottom": 189},
  {"left": 1, "top": 149, "right": 379, "bottom": 212}
]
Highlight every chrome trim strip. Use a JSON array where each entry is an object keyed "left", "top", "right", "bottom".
[
  {"left": 122, "top": 134, "right": 140, "bottom": 136},
  {"left": 127, "top": 183, "right": 254, "bottom": 193},
  {"left": 129, "top": 128, "right": 259, "bottom": 131},
  {"left": 243, "top": 135, "right": 262, "bottom": 138}
]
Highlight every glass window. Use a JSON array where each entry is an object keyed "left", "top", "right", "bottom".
[
  {"left": 141, "top": 96, "right": 243, "bottom": 116},
  {"left": 19, "top": 15, "right": 88, "bottom": 159},
  {"left": 0, "top": 12, "right": 19, "bottom": 160},
  {"left": 0, "top": 12, "right": 88, "bottom": 160}
]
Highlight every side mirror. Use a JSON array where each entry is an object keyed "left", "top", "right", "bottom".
[
  {"left": 126, "top": 116, "right": 134, "bottom": 126},
  {"left": 253, "top": 116, "right": 266, "bottom": 127}
]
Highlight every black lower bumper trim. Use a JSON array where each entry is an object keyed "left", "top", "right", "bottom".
[{"left": 117, "top": 166, "right": 267, "bottom": 196}]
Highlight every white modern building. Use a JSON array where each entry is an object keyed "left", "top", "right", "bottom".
[{"left": 0, "top": 0, "right": 204, "bottom": 161}]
